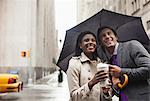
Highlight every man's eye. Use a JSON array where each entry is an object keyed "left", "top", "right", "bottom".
[
  {"left": 102, "top": 34, "right": 106, "bottom": 37},
  {"left": 108, "top": 32, "right": 111, "bottom": 35}
]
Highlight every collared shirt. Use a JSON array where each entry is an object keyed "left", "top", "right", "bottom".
[
  {"left": 113, "top": 43, "right": 119, "bottom": 55},
  {"left": 105, "top": 43, "right": 119, "bottom": 59},
  {"left": 67, "top": 52, "right": 112, "bottom": 101},
  {"left": 104, "top": 43, "right": 120, "bottom": 100}
]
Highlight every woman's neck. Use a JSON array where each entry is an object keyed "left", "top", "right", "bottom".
[{"left": 85, "top": 53, "right": 95, "bottom": 60}]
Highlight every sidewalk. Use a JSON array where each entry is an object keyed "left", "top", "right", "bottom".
[
  {"left": 36, "top": 71, "right": 70, "bottom": 101},
  {"left": 40, "top": 71, "right": 118, "bottom": 101}
]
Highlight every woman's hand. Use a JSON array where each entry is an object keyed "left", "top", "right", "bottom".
[
  {"left": 88, "top": 70, "right": 108, "bottom": 90},
  {"left": 102, "top": 86, "right": 111, "bottom": 96}
]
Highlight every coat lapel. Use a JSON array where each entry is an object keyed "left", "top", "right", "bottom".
[{"left": 117, "top": 43, "right": 123, "bottom": 67}]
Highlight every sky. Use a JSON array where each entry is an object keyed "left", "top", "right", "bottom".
[{"left": 55, "top": 0, "right": 77, "bottom": 49}]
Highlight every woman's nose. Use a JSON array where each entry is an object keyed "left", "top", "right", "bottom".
[{"left": 88, "top": 39, "right": 93, "bottom": 43}]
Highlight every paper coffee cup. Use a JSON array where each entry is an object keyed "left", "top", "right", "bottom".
[
  {"left": 97, "top": 63, "right": 109, "bottom": 72},
  {"left": 97, "top": 63, "right": 109, "bottom": 87}
]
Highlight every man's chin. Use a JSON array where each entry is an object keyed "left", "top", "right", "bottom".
[{"left": 105, "top": 45, "right": 115, "bottom": 49}]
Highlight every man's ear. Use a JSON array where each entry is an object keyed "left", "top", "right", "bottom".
[
  {"left": 116, "top": 36, "right": 119, "bottom": 41},
  {"left": 99, "top": 41, "right": 104, "bottom": 47}
]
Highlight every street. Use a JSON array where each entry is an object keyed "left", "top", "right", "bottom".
[
  {"left": 0, "top": 71, "right": 120, "bottom": 101},
  {"left": 0, "top": 71, "right": 70, "bottom": 101}
]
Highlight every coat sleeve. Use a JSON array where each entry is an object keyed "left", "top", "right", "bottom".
[
  {"left": 121, "top": 40, "right": 150, "bottom": 81},
  {"left": 66, "top": 58, "right": 91, "bottom": 101}
]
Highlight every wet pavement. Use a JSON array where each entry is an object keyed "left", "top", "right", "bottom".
[
  {"left": 0, "top": 71, "right": 70, "bottom": 101},
  {"left": 0, "top": 71, "right": 118, "bottom": 101}
]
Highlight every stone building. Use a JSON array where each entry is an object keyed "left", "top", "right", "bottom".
[
  {"left": 0, "top": 0, "right": 58, "bottom": 83},
  {"left": 76, "top": 0, "right": 150, "bottom": 37}
]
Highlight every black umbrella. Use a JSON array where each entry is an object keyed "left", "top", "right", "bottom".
[{"left": 57, "top": 9, "right": 150, "bottom": 72}]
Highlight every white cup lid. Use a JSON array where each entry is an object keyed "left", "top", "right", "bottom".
[{"left": 97, "top": 63, "right": 108, "bottom": 68}]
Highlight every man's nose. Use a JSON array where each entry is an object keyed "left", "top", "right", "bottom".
[{"left": 105, "top": 34, "right": 110, "bottom": 38}]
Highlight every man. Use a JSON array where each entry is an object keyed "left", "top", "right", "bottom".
[{"left": 97, "top": 26, "right": 150, "bottom": 101}]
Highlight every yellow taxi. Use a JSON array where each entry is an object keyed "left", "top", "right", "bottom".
[{"left": 0, "top": 73, "right": 23, "bottom": 93}]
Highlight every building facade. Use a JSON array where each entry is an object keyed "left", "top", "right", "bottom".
[
  {"left": 76, "top": 0, "right": 150, "bottom": 37},
  {"left": 0, "top": 0, "right": 58, "bottom": 83}
]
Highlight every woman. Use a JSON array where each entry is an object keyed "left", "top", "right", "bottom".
[{"left": 67, "top": 31, "right": 112, "bottom": 101}]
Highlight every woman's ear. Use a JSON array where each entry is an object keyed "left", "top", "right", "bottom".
[{"left": 79, "top": 43, "right": 82, "bottom": 49}]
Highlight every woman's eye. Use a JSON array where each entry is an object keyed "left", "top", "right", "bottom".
[
  {"left": 92, "top": 39, "right": 96, "bottom": 42},
  {"left": 84, "top": 39, "right": 89, "bottom": 42}
]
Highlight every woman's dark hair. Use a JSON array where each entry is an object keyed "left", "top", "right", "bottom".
[
  {"left": 75, "top": 31, "right": 98, "bottom": 60},
  {"left": 97, "top": 26, "right": 118, "bottom": 44}
]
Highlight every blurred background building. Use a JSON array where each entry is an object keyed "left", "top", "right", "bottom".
[
  {"left": 77, "top": 0, "right": 150, "bottom": 37},
  {"left": 0, "top": 0, "right": 58, "bottom": 83},
  {"left": 0, "top": 0, "right": 150, "bottom": 84}
]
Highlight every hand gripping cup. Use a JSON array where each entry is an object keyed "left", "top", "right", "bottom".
[{"left": 97, "top": 63, "right": 110, "bottom": 87}]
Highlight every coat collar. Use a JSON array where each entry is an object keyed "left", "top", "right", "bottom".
[
  {"left": 80, "top": 52, "right": 100, "bottom": 63},
  {"left": 117, "top": 42, "right": 123, "bottom": 67},
  {"left": 104, "top": 42, "right": 122, "bottom": 67},
  {"left": 80, "top": 52, "right": 90, "bottom": 62},
  {"left": 105, "top": 42, "right": 119, "bottom": 59}
]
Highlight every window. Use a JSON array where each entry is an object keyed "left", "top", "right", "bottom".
[
  {"left": 143, "top": 0, "right": 150, "bottom": 6},
  {"left": 131, "top": 0, "right": 140, "bottom": 14},
  {"left": 147, "top": 20, "right": 150, "bottom": 30},
  {"left": 113, "top": 6, "right": 116, "bottom": 12},
  {"left": 118, "top": 0, "right": 122, "bottom": 11}
]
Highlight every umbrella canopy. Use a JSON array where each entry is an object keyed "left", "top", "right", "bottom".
[{"left": 57, "top": 9, "right": 150, "bottom": 72}]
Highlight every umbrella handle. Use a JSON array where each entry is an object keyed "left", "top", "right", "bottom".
[{"left": 117, "top": 74, "right": 128, "bottom": 89}]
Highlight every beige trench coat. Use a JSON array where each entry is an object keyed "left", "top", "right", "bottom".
[{"left": 67, "top": 52, "right": 112, "bottom": 101}]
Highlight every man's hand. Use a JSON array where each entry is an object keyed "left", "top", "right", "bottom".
[
  {"left": 109, "top": 64, "right": 121, "bottom": 77},
  {"left": 112, "top": 76, "right": 120, "bottom": 89}
]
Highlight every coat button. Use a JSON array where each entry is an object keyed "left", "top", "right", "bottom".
[
  {"left": 88, "top": 77, "right": 91, "bottom": 80},
  {"left": 88, "top": 69, "right": 90, "bottom": 72}
]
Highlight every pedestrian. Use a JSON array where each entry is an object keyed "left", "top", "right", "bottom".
[
  {"left": 58, "top": 69, "right": 63, "bottom": 87},
  {"left": 97, "top": 26, "right": 150, "bottom": 101},
  {"left": 58, "top": 69, "right": 63, "bottom": 83},
  {"left": 67, "top": 31, "right": 112, "bottom": 101}
]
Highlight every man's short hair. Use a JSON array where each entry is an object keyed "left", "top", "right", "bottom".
[{"left": 97, "top": 26, "right": 118, "bottom": 44}]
